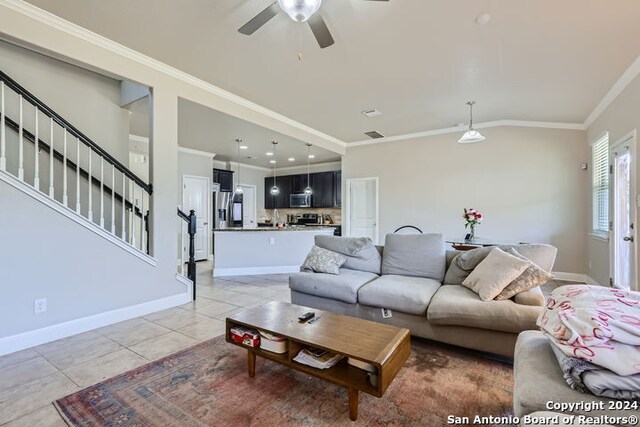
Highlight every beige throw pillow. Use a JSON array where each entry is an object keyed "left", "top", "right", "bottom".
[
  {"left": 462, "top": 248, "right": 532, "bottom": 301},
  {"left": 494, "top": 249, "right": 552, "bottom": 300},
  {"left": 301, "top": 246, "right": 347, "bottom": 275}
]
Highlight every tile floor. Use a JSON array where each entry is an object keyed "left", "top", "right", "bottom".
[{"left": 0, "top": 262, "right": 290, "bottom": 426}]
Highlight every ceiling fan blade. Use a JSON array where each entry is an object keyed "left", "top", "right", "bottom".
[
  {"left": 308, "top": 14, "right": 334, "bottom": 49},
  {"left": 238, "top": 2, "right": 280, "bottom": 35}
]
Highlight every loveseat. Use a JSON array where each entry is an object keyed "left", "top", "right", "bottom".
[{"left": 289, "top": 233, "right": 558, "bottom": 357}]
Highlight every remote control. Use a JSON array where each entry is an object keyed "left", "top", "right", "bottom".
[{"left": 298, "top": 311, "right": 315, "bottom": 322}]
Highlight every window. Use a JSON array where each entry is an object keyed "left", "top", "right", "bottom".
[{"left": 592, "top": 133, "right": 610, "bottom": 236}]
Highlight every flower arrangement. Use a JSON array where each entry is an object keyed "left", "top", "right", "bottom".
[{"left": 463, "top": 208, "right": 483, "bottom": 240}]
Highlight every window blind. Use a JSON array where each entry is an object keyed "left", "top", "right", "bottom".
[{"left": 592, "top": 134, "right": 609, "bottom": 234}]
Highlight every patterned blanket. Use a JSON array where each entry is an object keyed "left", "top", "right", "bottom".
[{"left": 538, "top": 285, "right": 640, "bottom": 376}]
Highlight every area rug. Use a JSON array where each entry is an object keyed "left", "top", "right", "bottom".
[{"left": 55, "top": 335, "right": 514, "bottom": 426}]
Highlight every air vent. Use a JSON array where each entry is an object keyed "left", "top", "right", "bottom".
[
  {"left": 364, "top": 131, "right": 385, "bottom": 139},
  {"left": 361, "top": 109, "right": 383, "bottom": 118}
]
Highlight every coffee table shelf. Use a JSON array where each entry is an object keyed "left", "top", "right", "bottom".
[{"left": 225, "top": 301, "right": 410, "bottom": 420}]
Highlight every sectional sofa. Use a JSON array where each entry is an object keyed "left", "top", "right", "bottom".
[{"left": 289, "top": 233, "right": 558, "bottom": 357}]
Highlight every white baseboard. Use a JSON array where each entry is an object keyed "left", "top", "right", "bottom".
[
  {"left": 213, "top": 265, "right": 300, "bottom": 277},
  {"left": 0, "top": 292, "right": 191, "bottom": 357},
  {"left": 552, "top": 272, "right": 600, "bottom": 285}
]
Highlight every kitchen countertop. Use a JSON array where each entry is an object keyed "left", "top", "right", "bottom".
[{"left": 214, "top": 227, "right": 335, "bottom": 232}]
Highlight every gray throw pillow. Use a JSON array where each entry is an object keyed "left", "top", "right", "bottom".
[
  {"left": 381, "top": 233, "right": 446, "bottom": 280},
  {"left": 301, "top": 246, "right": 347, "bottom": 275},
  {"left": 494, "top": 249, "right": 552, "bottom": 300},
  {"left": 314, "top": 236, "right": 382, "bottom": 274}
]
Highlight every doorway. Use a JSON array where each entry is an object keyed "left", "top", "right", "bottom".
[
  {"left": 182, "top": 175, "right": 211, "bottom": 261},
  {"left": 346, "top": 177, "right": 379, "bottom": 243},
  {"left": 610, "top": 131, "right": 637, "bottom": 290},
  {"left": 239, "top": 184, "right": 257, "bottom": 228}
]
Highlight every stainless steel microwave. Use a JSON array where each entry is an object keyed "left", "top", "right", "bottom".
[{"left": 290, "top": 193, "right": 311, "bottom": 208}]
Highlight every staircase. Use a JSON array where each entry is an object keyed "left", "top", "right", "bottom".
[{"left": 0, "top": 70, "right": 152, "bottom": 255}]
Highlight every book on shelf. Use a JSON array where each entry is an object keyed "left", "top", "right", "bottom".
[{"left": 293, "top": 348, "right": 343, "bottom": 369}]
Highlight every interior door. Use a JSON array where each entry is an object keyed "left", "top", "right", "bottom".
[
  {"left": 182, "top": 175, "right": 210, "bottom": 261},
  {"left": 347, "top": 177, "right": 378, "bottom": 243},
  {"left": 240, "top": 185, "right": 257, "bottom": 228},
  {"left": 610, "top": 134, "right": 637, "bottom": 290}
]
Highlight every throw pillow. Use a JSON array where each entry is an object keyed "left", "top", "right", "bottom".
[
  {"left": 314, "top": 236, "right": 382, "bottom": 274},
  {"left": 381, "top": 233, "right": 446, "bottom": 281},
  {"left": 462, "top": 247, "right": 532, "bottom": 301},
  {"left": 301, "top": 246, "right": 347, "bottom": 275},
  {"left": 494, "top": 249, "right": 552, "bottom": 300}
]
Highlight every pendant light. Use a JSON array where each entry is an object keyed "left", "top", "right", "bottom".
[
  {"left": 458, "top": 101, "right": 486, "bottom": 144},
  {"left": 278, "top": 0, "right": 321, "bottom": 22},
  {"left": 304, "top": 143, "right": 313, "bottom": 195},
  {"left": 234, "top": 138, "right": 243, "bottom": 195},
  {"left": 270, "top": 141, "right": 280, "bottom": 195}
]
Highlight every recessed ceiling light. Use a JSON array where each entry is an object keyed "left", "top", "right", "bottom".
[
  {"left": 476, "top": 13, "right": 491, "bottom": 26},
  {"left": 288, "top": 157, "right": 295, "bottom": 162},
  {"left": 308, "top": 154, "right": 316, "bottom": 159},
  {"left": 239, "top": 145, "right": 248, "bottom": 150},
  {"left": 266, "top": 152, "right": 274, "bottom": 156},
  {"left": 362, "top": 108, "right": 383, "bottom": 118},
  {"left": 269, "top": 160, "right": 276, "bottom": 164}
]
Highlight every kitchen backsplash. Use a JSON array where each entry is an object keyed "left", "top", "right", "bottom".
[{"left": 258, "top": 208, "right": 342, "bottom": 225}]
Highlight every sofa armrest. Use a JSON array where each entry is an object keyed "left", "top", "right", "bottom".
[{"left": 514, "top": 286, "right": 545, "bottom": 307}]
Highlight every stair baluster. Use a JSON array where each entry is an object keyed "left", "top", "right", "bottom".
[
  {"left": 48, "top": 118, "right": 54, "bottom": 198},
  {"left": 18, "top": 95, "right": 23, "bottom": 181},
  {"left": 111, "top": 164, "right": 115, "bottom": 234},
  {"left": 0, "top": 81, "right": 5, "bottom": 171},
  {"left": 62, "top": 130, "right": 68, "bottom": 206},
  {"left": 76, "top": 137, "right": 81, "bottom": 214},
  {"left": 34, "top": 110, "right": 39, "bottom": 190},
  {"left": 87, "top": 150, "right": 93, "bottom": 222}
]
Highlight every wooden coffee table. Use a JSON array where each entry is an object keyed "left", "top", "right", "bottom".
[{"left": 225, "top": 301, "right": 410, "bottom": 421}]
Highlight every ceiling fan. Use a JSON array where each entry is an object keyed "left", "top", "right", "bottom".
[{"left": 238, "top": 0, "right": 389, "bottom": 49}]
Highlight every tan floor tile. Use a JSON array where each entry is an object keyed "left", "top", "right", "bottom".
[
  {"left": 2, "top": 404, "right": 66, "bottom": 427},
  {"left": 213, "top": 306, "right": 249, "bottom": 320},
  {"left": 93, "top": 317, "right": 150, "bottom": 336},
  {"left": 34, "top": 331, "right": 101, "bottom": 354},
  {"left": 201, "top": 288, "right": 267, "bottom": 307},
  {"left": 0, "top": 372, "right": 78, "bottom": 425},
  {"left": 190, "top": 299, "right": 239, "bottom": 318},
  {"left": 63, "top": 348, "right": 148, "bottom": 388},
  {"left": 128, "top": 331, "right": 198, "bottom": 361},
  {"left": 98, "top": 319, "right": 172, "bottom": 347},
  {"left": 143, "top": 307, "right": 185, "bottom": 322},
  {"left": 0, "top": 348, "right": 40, "bottom": 370},
  {"left": 0, "top": 357, "right": 58, "bottom": 394},
  {"left": 36, "top": 333, "right": 122, "bottom": 371},
  {"left": 176, "top": 318, "right": 226, "bottom": 342},
  {"left": 150, "top": 310, "right": 209, "bottom": 330}
]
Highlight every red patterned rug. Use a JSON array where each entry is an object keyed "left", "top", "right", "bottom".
[{"left": 55, "top": 335, "right": 514, "bottom": 426}]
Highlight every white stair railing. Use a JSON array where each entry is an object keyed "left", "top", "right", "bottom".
[{"left": 0, "top": 69, "right": 152, "bottom": 255}]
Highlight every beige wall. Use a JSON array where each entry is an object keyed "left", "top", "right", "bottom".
[
  {"left": 586, "top": 73, "right": 640, "bottom": 288},
  {"left": 343, "top": 126, "right": 589, "bottom": 274}
]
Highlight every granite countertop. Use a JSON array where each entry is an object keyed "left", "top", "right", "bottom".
[{"left": 213, "top": 226, "right": 335, "bottom": 232}]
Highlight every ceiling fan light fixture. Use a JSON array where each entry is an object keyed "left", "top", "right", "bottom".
[
  {"left": 458, "top": 101, "right": 486, "bottom": 144},
  {"left": 278, "top": 0, "right": 322, "bottom": 22}
]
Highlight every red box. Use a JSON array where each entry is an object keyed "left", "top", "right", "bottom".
[{"left": 230, "top": 326, "right": 260, "bottom": 347}]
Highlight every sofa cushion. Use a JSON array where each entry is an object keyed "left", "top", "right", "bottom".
[
  {"left": 301, "top": 246, "right": 347, "bottom": 275},
  {"left": 427, "top": 285, "right": 541, "bottom": 333},
  {"left": 513, "top": 331, "right": 636, "bottom": 424},
  {"left": 358, "top": 275, "right": 441, "bottom": 315},
  {"left": 315, "top": 235, "right": 382, "bottom": 274},
  {"left": 381, "top": 233, "right": 445, "bottom": 280},
  {"left": 288, "top": 269, "right": 378, "bottom": 304},
  {"left": 443, "top": 244, "right": 557, "bottom": 285},
  {"left": 513, "top": 286, "right": 545, "bottom": 306},
  {"left": 462, "top": 248, "right": 531, "bottom": 301}
]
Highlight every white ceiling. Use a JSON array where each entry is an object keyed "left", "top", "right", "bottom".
[{"left": 26, "top": 0, "right": 640, "bottom": 143}]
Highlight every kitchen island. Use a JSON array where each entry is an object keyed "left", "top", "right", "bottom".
[{"left": 213, "top": 227, "right": 334, "bottom": 276}]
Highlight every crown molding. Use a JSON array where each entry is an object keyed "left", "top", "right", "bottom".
[
  {"left": 347, "top": 120, "right": 586, "bottom": 147},
  {"left": 178, "top": 146, "right": 217, "bottom": 158},
  {"left": 129, "top": 134, "right": 149, "bottom": 144},
  {"left": 0, "top": 0, "right": 347, "bottom": 151},
  {"left": 583, "top": 54, "right": 640, "bottom": 128}
]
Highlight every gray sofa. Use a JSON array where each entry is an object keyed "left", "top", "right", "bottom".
[{"left": 289, "top": 234, "right": 558, "bottom": 357}]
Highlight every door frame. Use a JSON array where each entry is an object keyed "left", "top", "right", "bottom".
[
  {"left": 345, "top": 177, "right": 379, "bottom": 244},
  {"left": 239, "top": 183, "right": 257, "bottom": 229},
  {"left": 609, "top": 129, "right": 638, "bottom": 290},
  {"left": 182, "top": 174, "right": 212, "bottom": 261}
]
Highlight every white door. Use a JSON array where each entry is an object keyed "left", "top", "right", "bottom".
[
  {"left": 610, "top": 133, "right": 637, "bottom": 290},
  {"left": 347, "top": 177, "right": 379, "bottom": 243},
  {"left": 240, "top": 184, "right": 257, "bottom": 228},
  {"left": 182, "top": 175, "right": 210, "bottom": 261}
]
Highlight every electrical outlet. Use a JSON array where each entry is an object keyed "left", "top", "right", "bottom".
[
  {"left": 34, "top": 298, "right": 47, "bottom": 314},
  {"left": 269, "top": 237, "right": 275, "bottom": 245}
]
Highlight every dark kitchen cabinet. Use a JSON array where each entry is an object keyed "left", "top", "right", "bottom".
[
  {"left": 264, "top": 175, "right": 292, "bottom": 209},
  {"left": 334, "top": 171, "right": 342, "bottom": 207},
  {"left": 291, "top": 174, "right": 312, "bottom": 194},
  {"left": 213, "top": 169, "right": 234, "bottom": 192},
  {"left": 311, "top": 172, "right": 335, "bottom": 208}
]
